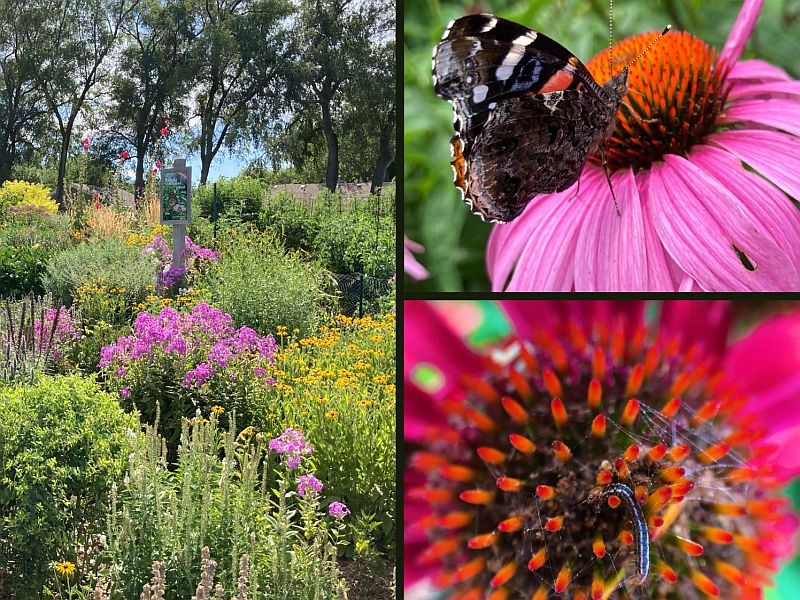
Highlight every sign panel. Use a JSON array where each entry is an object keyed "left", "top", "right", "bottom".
[{"left": 159, "top": 163, "right": 192, "bottom": 224}]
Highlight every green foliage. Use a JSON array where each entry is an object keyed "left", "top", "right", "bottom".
[
  {"left": 0, "top": 210, "right": 73, "bottom": 252},
  {"left": 0, "top": 244, "right": 50, "bottom": 297},
  {"left": 192, "top": 230, "right": 328, "bottom": 336},
  {"left": 194, "top": 176, "right": 265, "bottom": 222},
  {"left": 42, "top": 237, "right": 158, "bottom": 306},
  {"left": 0, "top": 179, "right": 57, "bottom": 216},
  {"left": 0, "top": 375, "right": 137, "bottom": 597},
  {"left": 102, "top": 415, "right": 348, "bottom": 599},
  {"left": 261, "top": 313, "right": 396, "bottom": 554}
]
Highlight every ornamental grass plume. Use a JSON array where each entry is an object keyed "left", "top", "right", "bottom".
[
  {"left": 404, "top": 300, "right": 800, "bottom": 599},
  {"left": 488, "top": 0, "right": 800, "bottom": 291}
]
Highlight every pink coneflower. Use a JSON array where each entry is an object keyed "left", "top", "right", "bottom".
[
  {"left": 405, "top": 235, "right": 430, "bottom": 280},
  {"left": 404, "top": 300, "right": 800, "bottom": 599},
  {"left": 488, "top": 0, "right": 800, "bottom": 291}
]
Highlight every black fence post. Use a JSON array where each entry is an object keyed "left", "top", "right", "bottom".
[
  {"left": 212, "top": 182, "right": 218, "bottom": 240},
  {"left": 358, "top": 272, "right": 364, "bottom": 318}
]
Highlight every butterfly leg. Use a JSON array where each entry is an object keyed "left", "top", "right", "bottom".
[
  {"left": 599, "top": 146, "right": 621, "bottom": 216},
  {"left": 567, "top": 178, "right": 582, "bottom": 202}
]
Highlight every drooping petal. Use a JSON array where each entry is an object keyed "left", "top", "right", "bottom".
[
  {"left": 404, "top": 301, "right": 485, "bottom": 397},
  {"left": 690, "top": 144, "right": 800, "bottom": 268},
  {"left": 635, "top": 170, "right": 682, "bottom": 291},
  {"left": 727, "top": 80, "right": 800, "bottom": 101},
  {"left": 404, "top": 236, "right": 430, "bottom": 280},
  {"left": 726, "top": 59, "right": 791, "bottom": 83},
  {"left": 648, "top": 153, "right": 797, "bottom": 291},
  {"left": 709, "top": 129, "right": 800, "bottom": 202},
  {"left": 719, "top": 0, "right": 766, "bottom": 67},
  {"left": 720, "top": 98, "right": 800, "bottom": 137},
  {"left": 574, "top": 167, "right": 648, "bottom": 291},
  {"left": 659, "top": 301, "right": 734, "bottom": 362},
  {"left": 505, "top": 169, "right": 605, "bottom": 291}
]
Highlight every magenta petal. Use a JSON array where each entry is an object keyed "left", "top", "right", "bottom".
[
  {"left": 727, "top": 59, "right": 791, "bottom": 82},
  {"left": 690, "top": 145, "right": 800, "bottom": 268},
  {"left": 648, "top": 154, "right": 797, "bottom": 291},
  {"left": 721, "top": 98, "right": 800, "bottom": 137},
  {"left": 728, "top": 80, "right": 800, "bottom": 100},
  {"left": 659, "top": 301, "right": 734, "bottom": 362},
  {"left": 506, "top": 168, "right": 604, "bottom": 291},
  {"left": 404, "top": 378, "right": 448, "bottom": 444},
  {"left": 486, "top": 200, "right": 543, "bottom": 291},
  {"left": 635, "top": 170, "right": 680, "bottom": 290},
  {"left": 709, "top": 129, "right": 800, "bottom": 202},
  {"left": 574, "top": 167, "right": 648, "bottom": 291},
  {"left": 404, "top": 301, "right": 485, "bottom": 396},
  {"left": 723, "top": 311, "right": 800, "bottom": 399},
  {"left": 720, "top": 0, "right": 765, "bottom": 67}
]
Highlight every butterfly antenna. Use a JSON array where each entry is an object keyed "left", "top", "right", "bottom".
[
  {"left": 624, "top": 24, "right": 672, "bottom": 71},
  {"left": 608, "top": 0, "right": 614, "bottom": 76}
]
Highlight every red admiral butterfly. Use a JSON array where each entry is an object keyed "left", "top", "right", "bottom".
[{"left": 433, "top": 14, "right": 631, "bottom": 223}]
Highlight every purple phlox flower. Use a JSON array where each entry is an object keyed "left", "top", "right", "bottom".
[
  {"left": 34, "top": 307, "right": 79, "bottom": 361},
  {"left": 184, "top": 236, "right": 220, "bottom": 262},
  {"left": 253, "top": 366, "right": 266, "bottom": 377},
  {"left": 328, "top": 501, "right": 350, "bottom": 519},
  {"left": 115, "top": 366, "right": 127, "bottom": 377},
  {"left": 120, "top": 388, "right": 131, "bottom": 398},
  {"left": 265, "top": 376, "right": 276, "bottom": 386},
  {"left": 182, "top": 361, "right": 214, "bottom": 388},
  {"left": 297, "top": 474, "right": 323, "bottom": 497},
  {"left": 208, "top": 342, "right": 234, "bottom": 367},
  {"left": 269, "top": 427, "right": 314, "bottom": 469}
]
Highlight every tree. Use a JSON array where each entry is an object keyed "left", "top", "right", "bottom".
[
  {"left": 106, "top": 0, "right": 194, "bottom": 197},
  {"left": 23, "top": 0, "right": 139, "bottom": 205},
  {"left": 191, "top": 0, "right": 291, "bottom": 184},
  {"left": 0, "top": 3, "right": 49, "bottom": 183},
  {"left": 290, "top": 0, "right": 387, "bottom": 192}
]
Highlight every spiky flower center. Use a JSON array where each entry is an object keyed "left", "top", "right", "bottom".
[
  {"left": 409, "top": 323, "right": 786, "bottom": 600},
  {"left": 586, "top": 31, "right": 728, "bottom": 171}
]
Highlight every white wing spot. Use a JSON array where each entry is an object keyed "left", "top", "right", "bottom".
[
  {"left": 488, "top": 102, "right": 496, "bottom": 109},
  {"left": 442, "top": 19, "right": 455, "bottom": 39},
  {"left": 512, "top": 33, "right": 536, "bottom": 46},
  {"left": 466, "top": 75, "right": 473, "bottom": 84},
  {"left": 496, "top": 51, "right": 523, "bottom": 81},
  {"left": 473, "top": 84, "right": 489, "bottom": 103},
  {"left": 480, "top": 17, "right": 497, "bottom": 32}
]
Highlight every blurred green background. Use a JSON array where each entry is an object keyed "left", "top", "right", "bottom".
[{"left": 404, "top": 0, "right": 800, "bottom": 291}]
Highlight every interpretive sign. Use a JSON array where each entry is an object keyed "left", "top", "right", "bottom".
[{"left": 159, "top": 159, "right": 192, "bottom": 225}]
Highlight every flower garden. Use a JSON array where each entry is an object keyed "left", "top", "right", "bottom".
[{"left": 0, "top": 178, "right": 396, "bottom": 599}]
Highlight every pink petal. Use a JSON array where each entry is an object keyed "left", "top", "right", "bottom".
[
  {"left": 726, "top": 59, "right": 790, "bottom": 83},
  {"left": 404, "top": 301, "right": 485, "bottom": 397},
  {"left": 404, "top": 378, "right": 448, "bottom": 444},
  {"left": 728, "top": 80, "right": 800, "bottom": 101},
  {"left": 720, "top": 98, "right": 800, "bottom": 137},
  {"left": 709, "top": 129, "right": 800, "bottom": 203},
  {"left": 506, "top": 169, "right": 605, "bottom": 291},
  {"left": 690, "top": 145, "right": 800, "bottom": 268},
  {"left": 720, "top": 0, "right": 765, "bottom": 67},
  {"left": 404, "top": 470, "right": 438, "bottom": 587},
  {"left": 635, "top": 170, "right": 681, "bottom": 290},
  {"left": 648, "top": 154, "right": 797, "bottom": 290},
  {"left": 404, "top": 236, "right": 429, "bottom": 280},
  {"left": 659, "top": 301, "right": 734, "bottom": 362},
  {"left": 574, "top": 167, "right": 648, "bottom": 291},
  {"left": 486, "top": 205, "right": 539, "bottom": 291},
  {"left": 723, "top": 311, "right": 800, "bottom": 398}
]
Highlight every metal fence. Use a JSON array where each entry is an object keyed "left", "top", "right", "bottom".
[{"left": 332, "top": 272, "right": 394, "bottom": 317}]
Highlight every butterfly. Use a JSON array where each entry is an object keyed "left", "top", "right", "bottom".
[{"left": 432, "top": 14, "right": 630, "bottom": 223}]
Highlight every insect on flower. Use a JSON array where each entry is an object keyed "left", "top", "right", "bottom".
[{"left": 404, "top": 300, "right": 800, "bottom": 600}]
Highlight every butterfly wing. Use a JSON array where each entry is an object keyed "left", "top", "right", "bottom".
[{"left": 433, "top": 14, "right": 613, "bottom": 222}]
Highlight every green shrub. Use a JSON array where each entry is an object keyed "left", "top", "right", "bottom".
[
  {"left": 0, "top": 375, "right": 137, "bottom": 597},
  {"left": 195, "top": 176, "right": 264, "bottom": 222},
  {"left": 42, "top": 237, "right": 158, "bottom": 306},
  {"left": 0, "top": 210, "right": 73, "bottom": 251},
  {"left": 258, "top": 193, "right": 321, "bottom": 253},
  {"left": 0, "top": 244, "right": 50, "bottom": 297},
  {"left": 0, "top": 179, "right": 57, "bottom": 216},
  {"left": 313, "top": 210, "right": 395, "bottom": 278},
  {"left": 101, "top": 415, "right": 348, "bottom": 599},
  {"left": 192, "top": 231, "right": 328, "bottom": 336}
]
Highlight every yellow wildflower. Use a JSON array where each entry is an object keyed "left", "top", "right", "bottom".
[
  {"left": 325, "top": 410, "right": 339, "bottom": 419},
  {"left": 211, "top": 405, "right": 225, "bottom": 415},
  {"left": 55, "top": 561, "right": 76, "bottom": 578}
]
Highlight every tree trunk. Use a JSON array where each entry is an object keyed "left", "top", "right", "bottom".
[
  {"left": 134, "top": 151, "right": 145, "bottom": 200},
  {"left": 56, "top": 136, "right": 69, "bottom": 207},
  {"left": 369, "top": 108, "right": 394, "bottom": 195},
  {"left": 321, "top": 98, "right": 338, "bottom": 192}
]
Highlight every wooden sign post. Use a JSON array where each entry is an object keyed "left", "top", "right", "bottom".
[{"left": 159, "top": 158, "right": 192, "bottom": 273}]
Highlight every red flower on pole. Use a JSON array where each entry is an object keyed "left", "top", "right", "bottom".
[
  {"left": 155, "top": 161, "right": 162, "bottom": 168},
  {"left": 120, "top": 150, "right": 130, "bottom": 160},
  {"left": 163, "top": 118, "right": 171, "bottom": 125},
  {"left": 160, "top": 127, "right": 169, "bottom": 136},
  {"left": 82, "top": 137, "right": 89, "bottom": 151},
  {"left": 151, "top": 168, "right": 158, "bottom": 175}
]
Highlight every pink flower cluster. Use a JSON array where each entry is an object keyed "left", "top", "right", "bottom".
[
  {"left": 268, "top": 427, "right": 314, "bottom": 469},
  {"left": 143, "top": 234, "right": 220, "bottom": 290},
  {"left": 34, "top": 307, "right": 80, "bottom": 362},
  {"left": 297, "top": 474, "right": 323, "bottom": 497},
  {"left": 99, "top": 303, "right": 276, "bottom": 390},
  {"left": 327, "top": 501, "right": 350, "bottom": 519}
]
